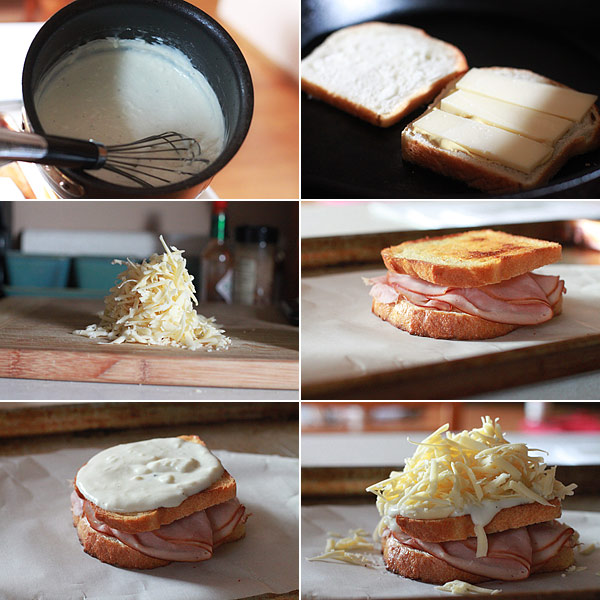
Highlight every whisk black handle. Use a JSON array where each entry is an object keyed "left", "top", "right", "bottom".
[{"left": 0, "top": 129, "right": 106, "bottom": 169}]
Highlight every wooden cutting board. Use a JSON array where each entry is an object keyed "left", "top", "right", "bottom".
[{"left": 0, "top": 298, "right": 298, "bottom": 389}]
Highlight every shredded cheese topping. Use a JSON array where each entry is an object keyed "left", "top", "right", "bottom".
[
  {"left": 307, "top": 528, "right": 379, "bottom": 568},
  {"left": 436, "top": 580, "right": 500, "bottom": 595},
  {"left": 73, "top": 235, "right": 230, "bottom": 351},
  {"left": 367, "top": 417, "right": 576, "bottom": 557}
]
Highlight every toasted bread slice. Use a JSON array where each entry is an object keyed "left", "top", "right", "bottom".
[
  {"left": 372, "top": 295, "right": 562, "bottom": 340},
  {"left": 381, "top": 230, "right": 562, "bottom": 287},
  {"left": 402, "top": 67, "right": 600, "bottom": 194},
  {"left": 301, "top": 22, "right": 468, "bottom": 127},
  {"left": 75, "top": 435, "right": 236, "bottom": 534},
  {"left": 382, "top": 531, "right": 574, "bottom": 585},
  {"left": 73, "top": 508, "right": 246, "bottom": 570},
  {"left": 391, "top": 499, "right": 562, "bottom": 543}
]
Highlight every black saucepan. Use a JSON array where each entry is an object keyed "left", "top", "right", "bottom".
[
  {"left": 301, "top": 0, "right": 600, "bottom": 199},
  {"left": 22, "top": 0, "right": 253, "bottom": 198}
]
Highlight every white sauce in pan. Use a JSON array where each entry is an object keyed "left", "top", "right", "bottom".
[
  {"left": 34, "top": 38, "right": 225, "bottom": 186},
  {"left": 76, "top": 437, "right": 224, "bottom": 512}
]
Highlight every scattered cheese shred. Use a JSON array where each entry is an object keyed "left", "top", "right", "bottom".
[
  {"left": 307, "top": 528, "right": 379, "bottom": 568},
  {"left": 73, "top": 235, "right": 230, "bottom": 351},
  {"left": 436, "top": 580, "right": 500, "bottom": 595},
  {"left": 579, "top": 543, "right": 597, "bottom": 556},
  {"left": 565, "top": 565, "right": 588, "bottom": 573},
  {"left": 367, "top": 417, "right": 576, "bottom": 558}
]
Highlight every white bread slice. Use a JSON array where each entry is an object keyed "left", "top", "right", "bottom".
[
  {"left": 402, "top": 67, "right": 600, "bottom": 193},
  {"left": 73, "top": 507, "right": 246, "bottom": 569},
  {"left": 382, "top": 531, "right": 574, "bottom": 585},
  {"left": 301, "top": 22, "right": 468, "bottom": 127},
  {"left": 372, "top": 294, "right": 562, "bottom": 340},
  {"left": 381, "top": 230, "right": 562, "bottom": 287}
]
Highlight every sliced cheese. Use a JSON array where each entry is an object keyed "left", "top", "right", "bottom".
[
  {"left": 441, "top": 89, "right": 572, "bottom": 144},
  {"left": 413, "top": 109, "right": 552, "bottom": 173},
  {"left": 456, "top": 68, "right": 597, "bottom": 122}
]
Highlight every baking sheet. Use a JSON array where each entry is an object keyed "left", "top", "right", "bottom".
[
  {"left": 301, "top": 264, "right": 600, "bottom": 390},
  {"left": 302, "top": 504, "right": 600, "bottom": 599},
  {"left": 0, "top": 447, "right": 299, "bottom": 600}
]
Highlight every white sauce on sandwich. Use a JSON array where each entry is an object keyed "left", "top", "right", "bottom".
[
  {"left": 76, "top": 437, "right": 224, "bottom": 512},
  {"left": 35, "top": 38, "right": 225, "bottom": 186}
]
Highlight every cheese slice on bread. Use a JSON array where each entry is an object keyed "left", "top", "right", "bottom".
[
  {"left": 367, "top": 417, "right": 577, "bottom": 584},
  {"left": 301, "top": 22, "right": 468, "bottom": 127},
  {"left": 402, "top": 67, "right": 600, "bottom": 193},
  {"left": 71, "top": 435, "right": 248, "bottom": 569},
  {"left": 365, "top": 229, "right": 565, "bottom": 340}
]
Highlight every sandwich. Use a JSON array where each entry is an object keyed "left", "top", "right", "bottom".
[
  {"left": 301, "top": 22, "right": 467, "bottom": 127},
  {"left": 71, "top": 435, "right": 248, "bottom": 569},
  {"left": 366, "top": 417, "right": 577, "bottom": 585},
  {"left": 402, "top": 67, "right": 600, "bottom": 194},
  {"left": 364, "top": 229, "right": 565, "bottom": 340}
]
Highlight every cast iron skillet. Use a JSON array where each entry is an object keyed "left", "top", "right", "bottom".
[
  {"left": 301, "top": 0, "right": 600, "bottom": 198},
  {"left": 23, "top": 0, "right": 253, "bottom": 198}
]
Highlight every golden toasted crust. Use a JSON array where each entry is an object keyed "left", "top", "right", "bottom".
[
  {"left": 393, "top": 499, "right": 562, "bottom": 543},
  {"left": 75, "top": 435, "right": 236, "bottom": 534},
  {"left": 73, "top": 509, "right": 246, "bottom": 570},
  {"left": 401, "top": 67, "right": 600, "bottom": 194},
  {"left": 382, "top": 530, "right": 574, "bottom": 585},
  {"left": 372, "top": 294, "right": 562, "bottom": 340},
  {"left": 381, "top": 230, "right": 562, "bottom": 287}
]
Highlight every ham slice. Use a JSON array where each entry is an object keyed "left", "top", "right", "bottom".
[
  {"left": 71, "top": 490, "right": 247, "bottom": 562},
  {"left": 386, "top": 520, "right": 573, "bottom": 582},
  {"left": 207, "top": 498, "right": 247, "bottom": 547},
  {"left": 365, "top": 271, "right": 565, "bottom": 326}
]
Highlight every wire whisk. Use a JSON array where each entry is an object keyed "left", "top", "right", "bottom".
[{"left": 0, "top": 129, "right": 210, "bottom": 188}]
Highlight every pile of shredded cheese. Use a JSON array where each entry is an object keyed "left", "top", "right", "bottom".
[
  {"left": 367, "top": 417, "right": 576, "bottom": 557},
  {"left": 73, "top": 235, "right": 230, "bottom": 351},
  {"left": 307, "top": 529, "right": 380, "bottom": 568}
]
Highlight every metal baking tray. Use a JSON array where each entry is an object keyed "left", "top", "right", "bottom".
[{"left": 301, "top": 0, "right": 600, "bottom": 198}]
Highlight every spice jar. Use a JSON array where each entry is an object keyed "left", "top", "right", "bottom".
[{"left": 233, "top": 225, "right": 278, "bottom": 306}]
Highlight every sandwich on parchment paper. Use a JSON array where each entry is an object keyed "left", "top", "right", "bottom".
[
  {"left": 71, "top": 435, "right": 248, "bottom": 569},
  {"left": 366, "top": 417, "right": 577, "bottom": 586},
  {"left": 364, "top": 229, "right": 565, "bottom": 340}
]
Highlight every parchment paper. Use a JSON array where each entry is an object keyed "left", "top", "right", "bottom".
[
  {"left": 302, "top": 504, "right": 600, "bottom": 599},
  {"left": 0, "top": 447, "right": 299, "bottom": 600},
  {"left": 301, "top": 264, "right": 600, "bottom": 388}
]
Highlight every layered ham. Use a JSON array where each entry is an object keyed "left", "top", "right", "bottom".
[
  {"left": 384, "top": 520, "right": 573, "bottom": 581},
  {"left": 365, "top": 271, "right": 565, "bottom": 326},
  {"left": 71, "top": 491, "right": 247, "bottom": 562}
]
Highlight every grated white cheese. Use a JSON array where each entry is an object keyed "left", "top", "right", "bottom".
[
  {"left": 579, "top": 543, "right": 597, "bottom": 556},
  {"left": 367, "top": 417, "right": 576, "bottom": 558},
  {"left": 565, "top": 565, "right": 588, "bottom": 573},
  {"left": 436, "top": 580, "right": 500, "bottom": 595},
  {"left": 307, "top": 528, "right": 379, "bottom": 568},
  {"left": 73, "top": 235, "right": 230, "bottom": 351}
]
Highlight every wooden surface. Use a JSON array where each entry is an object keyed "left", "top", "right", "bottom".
[
  {"left": 302, "top": 334, "right": 600, "bottom": 399},
  {"left": 0, "top": 297, "right": 298, "bottom": 389},
  {"left": 0, "top": 401, "right": 299, "bottom": 438}
]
